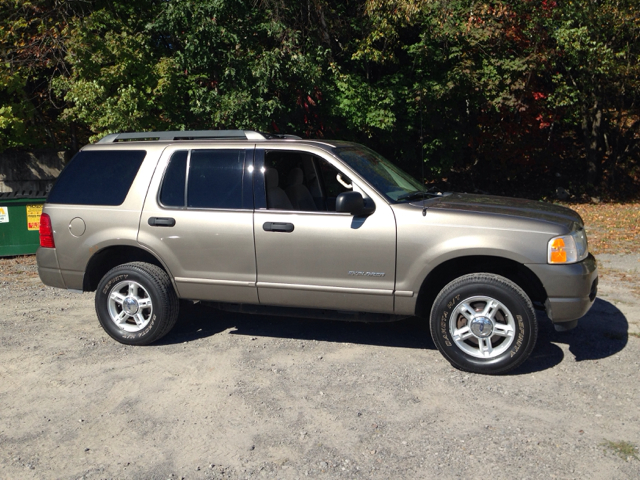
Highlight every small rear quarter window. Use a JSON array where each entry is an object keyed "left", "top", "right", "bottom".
[{"left": 47, "top": 150, "right": 146, "bottom": 205}]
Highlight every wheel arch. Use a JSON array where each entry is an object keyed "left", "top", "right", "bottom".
[
  {"left": 414, "top": 255, "right": 548, "bottom": 318},
  {"left": 83, "top": 245, "right": 172, "bottom": 292}
]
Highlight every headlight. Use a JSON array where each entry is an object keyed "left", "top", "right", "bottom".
[{"left": 548, "top": 227, "right": 588, "bottom": 264}]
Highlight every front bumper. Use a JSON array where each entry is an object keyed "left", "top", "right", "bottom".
[{"left": 526, "top": 254, "right": 598, "bottom": 323}]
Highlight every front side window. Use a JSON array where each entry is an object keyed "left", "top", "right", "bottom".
[
  {"left": 159, "top": 149, "right": 246, "bottom": 209},
  {"left": 263, "top": 150, "right": 351, "bottom": 212},
  {"left": 316, "top": 158, "right": 352, "bottom": 200}
]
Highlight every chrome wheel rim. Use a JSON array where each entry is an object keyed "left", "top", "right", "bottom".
[
  {"left": 107, "top": 280, "right": 153, "bottom": 333},
  {"left": 449, "top": 296, "right": 516, "bottom": 359}
]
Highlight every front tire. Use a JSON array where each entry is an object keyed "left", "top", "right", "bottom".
[
  {"left": 95, "top": 262, "right": 179, "bottom": 345},
  {"left": 429, "top": 273, "right": 538, "bottom": 374}
]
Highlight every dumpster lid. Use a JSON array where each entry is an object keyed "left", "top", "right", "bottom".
[{"left": 0, "top": 190, "right": 47, "bottom": 200}]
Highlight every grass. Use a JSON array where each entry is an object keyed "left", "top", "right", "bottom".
[{"left": 601, "top": 440, "right": 639, "bottom": 461}]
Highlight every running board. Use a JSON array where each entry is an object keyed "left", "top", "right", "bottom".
[{"left": 203, "top": 302, "right": 409, "bottom": 323}]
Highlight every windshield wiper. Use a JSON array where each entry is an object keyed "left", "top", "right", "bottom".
[{"left": 396, "top": 191, "right": 441, "bottom": 202}]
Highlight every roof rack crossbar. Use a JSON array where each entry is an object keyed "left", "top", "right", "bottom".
[{"left": 97, "top": 130, "right": 267, "bottom": 143}]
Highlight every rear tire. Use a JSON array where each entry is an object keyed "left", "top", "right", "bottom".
[
  {"left": 429, "top": 273, "right": 537, "bottom": 374},
  {"left": 95, "top": 262, "right": 179, "bottom": 345}
]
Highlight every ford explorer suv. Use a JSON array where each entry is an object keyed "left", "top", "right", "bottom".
[{"left": 36, "top": 130, "right": 598, "bottom": 374}]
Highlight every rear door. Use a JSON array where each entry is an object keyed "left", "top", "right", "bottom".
[{"left": 138, "top": 145, "right": 258, "bottom": 303}]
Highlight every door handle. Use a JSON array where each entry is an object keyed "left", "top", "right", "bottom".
[
  {"left": 148, "top": 217, "right": 176, "bottom": 227},
  {"left": 263, "top": 222, "right": 294, "bottom": 233}
]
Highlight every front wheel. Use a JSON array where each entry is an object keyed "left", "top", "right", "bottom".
[
  {"left": 95, "top": 262, "right": 179, "bottom": 345},
  {"left": 429, "top": 273, "right": 538, "bottom": 374}
]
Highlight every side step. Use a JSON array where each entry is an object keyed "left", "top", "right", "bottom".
[{"left": 203, "top": 302, "right": 409, "bottom": 323}]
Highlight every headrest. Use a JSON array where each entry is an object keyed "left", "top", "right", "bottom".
[
  {"left": 265, "top": 168, "right": 279, "bottom": 188},
  {"left": 287, "top": 168, "right": 304, "bottom": 186}
]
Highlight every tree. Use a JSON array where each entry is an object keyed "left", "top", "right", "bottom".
[
  {"left": 0, "top": 0, "right": 94, "bottom": 149},
  {"left": 546, "top": 0, "right": 640, "bottom": 190},
  {"left": 2, "top": 0, "right": 638, "bottom": 198}
]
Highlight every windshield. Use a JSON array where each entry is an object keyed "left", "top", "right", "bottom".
[{"left": 333, "top": 145, "right": 425, "bottom": 202}]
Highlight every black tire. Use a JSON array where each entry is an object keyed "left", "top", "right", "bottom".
[
  {"left": 429, "top": 273, "right": 538, "bottom": 374},
  {"left": 95, "top": 262, "right": 179, "bottom": 345}
]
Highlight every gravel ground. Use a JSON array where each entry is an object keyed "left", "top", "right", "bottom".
[{"left": 0, "top": 255, "right": 639, "bottom": 479}]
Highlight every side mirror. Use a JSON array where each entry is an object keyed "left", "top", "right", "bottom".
[{"left": 335, "top": 191, "right": 375, "bottom": 216}]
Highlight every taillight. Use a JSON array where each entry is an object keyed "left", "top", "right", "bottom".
[{"left": 39, "top": 213, "right": 55, "bottom": 248}]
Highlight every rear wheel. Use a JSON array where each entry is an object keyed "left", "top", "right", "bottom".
[
  {"left": 95, "top": 262, "right": 179, "bottom": 345},
  {"left": 429, "top": 273, "right": 537, "bottom": 374}
]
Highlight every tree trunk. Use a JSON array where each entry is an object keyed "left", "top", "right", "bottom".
[
  {"left": 70, "top": 123, "right": 78, "bottom": 154},
  {"left": 582, "top": 100, "right": 603, "bottom": 187}
]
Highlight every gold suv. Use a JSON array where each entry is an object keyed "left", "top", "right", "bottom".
[{"left": 37, "top": 130, "right": 598, "bottom": 374}]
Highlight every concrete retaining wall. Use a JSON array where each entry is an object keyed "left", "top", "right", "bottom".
[{"left": 0, "top": 151, "right": 70, "bottom": 193}]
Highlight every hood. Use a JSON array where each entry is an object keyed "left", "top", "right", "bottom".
[{"left": 412, "top": 193, "right": 583, "bottom": 230}]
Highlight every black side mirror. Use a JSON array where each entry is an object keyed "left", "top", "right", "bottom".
[{"left": 335, "top": 191, "right": 375, "bottom": 216}]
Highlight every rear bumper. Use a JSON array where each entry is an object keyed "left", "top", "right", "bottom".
[
  {"left": 527, "top": 254, "right": 598, "bottom": 323},
  {"left": 36, "top": 247, "right": 67, "bottom": 289}
]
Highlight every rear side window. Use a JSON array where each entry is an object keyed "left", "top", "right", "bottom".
[
  {"left": 159, "top": 149, "right": 247, "bottom": 209},
  {"left": 159, "top": 150, "right": 187, "bottom": 207},
  {"left": 47, "top": 150, "right": 146, "bottom": 205}
]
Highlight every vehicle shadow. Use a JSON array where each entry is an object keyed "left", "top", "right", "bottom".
[
  {"left": 158, "top": 301, "right": 433, "bottom": 350},
  {"left": 159, "top": 298, "right": 629, "bottom": 375},
  {"left": 513, "top": 297, "right": 629, "bottom": 374},
  {"left": 554, "top": 297, "right": 629, "bottom": 360}
]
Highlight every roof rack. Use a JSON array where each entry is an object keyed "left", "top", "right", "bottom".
[
  {"left": 260, "top": 133, "right": 303, "bottom": 140},
  {"left": 96, "top": 130, "right": 301, "bottom": 143}
]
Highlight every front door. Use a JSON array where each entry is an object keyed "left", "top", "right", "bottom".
[{"left": 252, "top": 148, "right": 396, "bottom": 313}]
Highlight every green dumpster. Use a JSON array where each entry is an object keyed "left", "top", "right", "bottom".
[{"left": 0, "top": 191, "right": 47, "bottom": 257}]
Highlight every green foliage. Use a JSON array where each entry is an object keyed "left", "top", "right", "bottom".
[
  {"left": 55, "top": 5, "right": 188, "bottom": 140},
  {"left": 0, "top": 0, "right": 95, "bottom": 149},
  {"left": 601, "top": 440, "right": 639, "bottom": 461},
  {"left": 0, "top": 68, "right": 29, "bottom": 149},
  {"left": 154, "top": 0, "right": 327, "bottom": 132},
  {"left": 0, "top": 0, "right": 638, "bottom": 198},
  {"left": 545, "top": 1, "right": 640, "bottom": 188}
]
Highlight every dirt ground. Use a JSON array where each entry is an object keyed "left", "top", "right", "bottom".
[{"left": 1, "top": 254, "right": 639, "bottom": 479}]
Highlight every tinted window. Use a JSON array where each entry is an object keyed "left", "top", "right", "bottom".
[
  {"left": 334, "top": 145, "right": 423, "bottom": 202},
  {"left": 48, "top": 150, "right": 146, "bottom": 205},
  {"left": 316, "top": 158, "right": 351, "bottom": 199},
  {"left": 187, "top": 149, "right": 245, "bottom": 209},
  {"left": 159, "top": 150, "right": 187, "bottom": 207}
]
